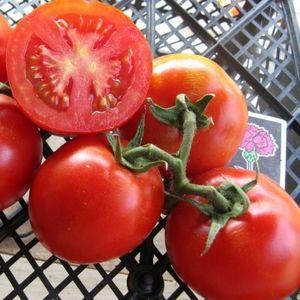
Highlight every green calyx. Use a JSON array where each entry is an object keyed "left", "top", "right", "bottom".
[
  {"left": 106, "top": 93, "right": 258, "bottom": 255},
  {"left": 167, "top": 175, "right": 256, "bottom": 255},
  {"left": 148, "top": 93, "right": 214, "bottom": 130},
  {"left": 202, "top": 179, "right": 252, "bottom": 255},
  {"left": 106, "top": 114, "right": 165, "bottom": 173}
]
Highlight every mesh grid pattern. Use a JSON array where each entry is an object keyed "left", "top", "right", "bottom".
[{"left": 0, "top": 0, "right": 299, "bottom": 299}]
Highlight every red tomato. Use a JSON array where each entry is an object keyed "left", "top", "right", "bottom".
[
  {"left": 166, "top": 168, "right": 300, "bottom": 300},
  {"left": 6, "top": 0, "right": 152, "bottom": 135},
  {"left": 0, "top": 14, "right": 11, "bottom": 82},
  {"left": 0, "top": 95, "right": 42, "bottom": 210},
  {"left": 29, "top": 136, "right": 164, "bottom": 264},
  {"left": 122, "top": 54, "right": 248, "bottom": 177}
]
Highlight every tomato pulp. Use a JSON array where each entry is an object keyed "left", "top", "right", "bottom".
[
  {"left": 0, "top": 95, "right": 42, "bottom": 210},
  {"left": 29, "top": 136, "right": 164, "bottom": 264},
  {"left": 122, "top": 54, "right": 248, "bottom": 177},
  {"left": 6, "top": 0, "right": 152, "bottom": 134},
  {"left": 166, "top": 168, "right": 300, "bottom": 300}
]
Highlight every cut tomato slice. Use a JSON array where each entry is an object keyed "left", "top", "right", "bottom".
[{"left": 6, "top": 0, "right": 152, "bottom": 134}]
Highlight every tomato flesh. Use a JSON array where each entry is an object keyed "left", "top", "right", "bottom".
[
  {"left": 25, "top": 14, "right": 133, "bottom": 112},
  {"left": 7, "top": 1, "right": 152, "bottom": 134}
]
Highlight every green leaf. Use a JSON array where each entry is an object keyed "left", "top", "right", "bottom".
[
  {"left": 147, "top": 98, "right": 183, "bottom": 128},
  {"left": 196, "top": 115, "right": 213, "bottom": 129},
  {"left": 218, "top": 179, "right": 250, "bottom": 216},
  {"left": 179, "top": 196, "right": 214, "bottom": 217},
  {"left": 148, "top": 93, "right": 215, "bottom": 131},
  {"left": 165, "top": 192, "right": 215, "bottom": 217},
  {"left": 193, "top": 94, "right": 214, "bottom": 114},
  {"left": 105, "top": 132, "right": 124, "bottom": 165},
  {"left": 127, "top": 112, "right": 146, "bottom": 149},
  {"left": 114, "top": 134, "right": 123, "bottom": 163},
  {"left": 201, "top": 214, "right": 230, "bottom": 255},
  {"left": 105, "top": 131, "right": 118, "bottom": 153}
]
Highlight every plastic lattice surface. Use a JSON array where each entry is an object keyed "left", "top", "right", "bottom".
[{"left": 0, "top": 0, "right": 299, "bottom": 299}]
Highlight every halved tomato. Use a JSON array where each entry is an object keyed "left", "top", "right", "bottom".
[
  {"left": 6, "top": 0, "right": 152, "bottom": 135},
  {"left": 0, "top": 14, "right": 11, "bottom": 82}
]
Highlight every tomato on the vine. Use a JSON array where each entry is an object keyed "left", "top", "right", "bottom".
[
  {"left": 166, "top": 168, "right": 300, "bottom": 300},
  {"left": 29, "top": 136, "right": 164, "bottom": 264},
  {"left": 0, "top": 14, "right": 11, "bottom": 82},
  {"left": 0, "top": 95, "right": 42, "bottom": 210},
  {"left": 122, "top": 54, "right": 248, "bottom": 177},
  {"left": 6, "top": 0, "right": 152, "bottom": 135}
]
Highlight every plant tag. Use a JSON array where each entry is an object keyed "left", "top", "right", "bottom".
[{"left": 230, "top": 112, "right": 287, "bottom": 188}]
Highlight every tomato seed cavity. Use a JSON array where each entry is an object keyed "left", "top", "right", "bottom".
[{"left": 25, "top": 15, "right": 134, "bottom": 112}]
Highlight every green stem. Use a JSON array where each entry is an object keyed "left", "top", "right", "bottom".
[
  {"left": 121, "top": 94, "right": 254, "bottom": 217},
  {"left": 123, "top": 145, "right": 231, "bottom": 213},
  {"left": 124, "top": 144, "right": 177, "bottom": 168},
  {"left": 181, "top": 183, "right": 231, "bottom": 213},
  {"left": 114, "top": 93, "right": 257, "bottom": 253},
  {"left": 178, "top": 108, "right": 197, "bottom": 170},
  {"left": 164, "top": 191, "right": 213, "bottom": 216},
  {"left": 123, "top": 144, "right": 186, "bottom": 186}
]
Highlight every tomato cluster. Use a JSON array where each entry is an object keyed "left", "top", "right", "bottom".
[{"left": 1, "top": 1, "right": 299, "bottom": 299}]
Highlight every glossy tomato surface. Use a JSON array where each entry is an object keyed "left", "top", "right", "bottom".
[
  {"left": 0, "top": 14, "right": 11, "bottom": 82},
  {"left": 166, "top": 168, "right": 300, "bottom": 300},
  {"left": 29, "top": 136, "right": 164, "bottom": 264},
  {"left": 0, "top": 95, "right": 42, "bottom": 210},
  {"left": 6, "top": 0, "right": 152, "bottom": 135},
  {"left": 122, "top": 54, "right": 248, "bottom": 177}
]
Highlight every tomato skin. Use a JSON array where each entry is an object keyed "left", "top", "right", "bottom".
[
  {"left": 6, "top": 0, "right": 152, "bottom": 135},
  {"left": 166, "top": 168, "right": 300, "bottom": 300},
  {"left": 29, "top": 136, "right": 164, "bottom": 264},
  {"left": 122, "top": 54, "right": 248, "bottom": 177},
  {"left": 0, "top": 14, "right": 11, "bottom": 82},
  {"left": 0, "top": 95, "right": 42, "bottom": 210}
]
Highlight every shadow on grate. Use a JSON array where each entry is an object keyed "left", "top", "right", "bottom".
[{"left": 0, "top": 0, "right": 299, "bottom": 299}]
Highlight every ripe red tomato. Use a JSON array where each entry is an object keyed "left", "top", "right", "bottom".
[
  {"left": 29, "top": 136, "right": 164, "bottom": 264},
  {"left": 166, "top": 168, "right": 300, "bottom": 300},
  {"left": 0, "top": 95, "right": 42, "bottom": 210},
  {"left": 6, "top": 0, "right": 152, "bottom": 135},
  {"left": 122, "top": 54, "right": 248, "bottom": 177},
  {"left": 0, "top": 14, "right": 11, "bottom": 82}
]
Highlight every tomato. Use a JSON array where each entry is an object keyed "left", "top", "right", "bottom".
[
  {"left": 165, "top": 168, "right": 300, "bottom": 300},
  {"left": 0, "top": 14, "right": 11, "bottom": 82},
  {"left": 0, "top": 95, "right": 42, "bottom": 210},
  {"left": 6, "top": 0, "right": 152, "bottom": 135},
  {"left": 29, "top": 136, "right": 164, "bottom": 264},
  {"left": 122, "top": 54, "right": 248, "bottom": 177}
]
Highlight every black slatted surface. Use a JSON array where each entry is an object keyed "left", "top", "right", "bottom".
[{"left": 0, "top": 0, "right": 299, "bottom": 299}]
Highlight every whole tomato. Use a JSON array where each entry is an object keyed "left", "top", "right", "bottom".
[
  {"left": 0, "top": 95, "right": 42, "bottom": 210},
  {"left": 122, "top": 54, "right": 248, "bottom": 177},
  {"left": 166, "top": 168, "right": 300, "bottom": 300},
  {"left": 29, "top": 136, "right": 164, "bottom": 264},
  {"left": 0, "top": 14, "right": 11, "bottom": 82}
]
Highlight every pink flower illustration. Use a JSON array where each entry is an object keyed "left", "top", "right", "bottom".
[
  {"left": 240, "top": 123, "right": 278, "bottom": 157},
  {"left": 240, "top": 123, "right": 278, "bottom": 170}
]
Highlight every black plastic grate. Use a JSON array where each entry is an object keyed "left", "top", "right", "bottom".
[{"left": 0, "top": 0, "right": 299, "bottom": 299}]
